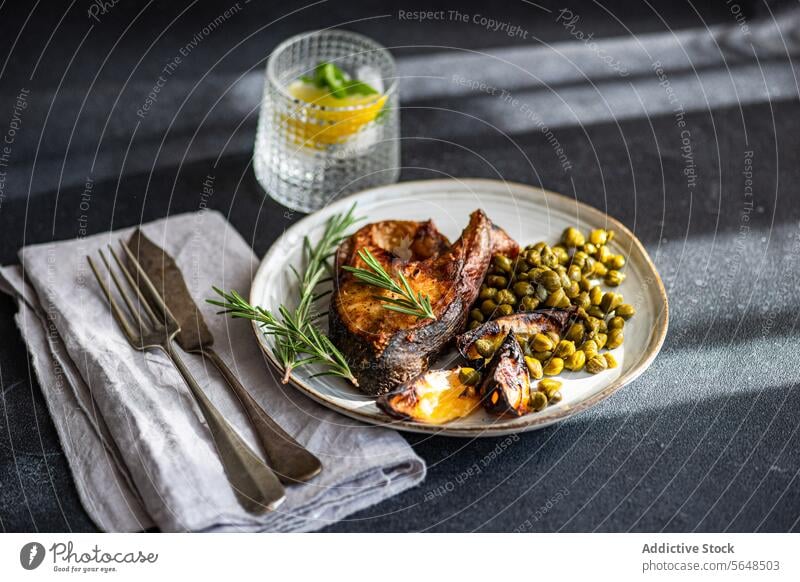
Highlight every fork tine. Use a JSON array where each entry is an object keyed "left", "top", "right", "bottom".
[
  {"left": 98, "top": 249, "right": 153, "bottom": 336},
  {"left": 107, "top": 245, "right": 160, "bottom": 327},
  {"left": 87, "top": 255, "right": 137, "bottom": 343},
  {"left": 119, "top": 240, "right": 179, "bottom": 328}
]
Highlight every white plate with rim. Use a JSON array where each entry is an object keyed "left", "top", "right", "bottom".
[{"left": 250, "top": 179, "right": 668, "bottom": 436}]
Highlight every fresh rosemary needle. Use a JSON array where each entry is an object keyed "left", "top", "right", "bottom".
[
  {"left": 342, "top": 248, "right": 436, "bottom": 320},
  {"left": 208, "top": 203, "right": 361, "bottom": 385}
]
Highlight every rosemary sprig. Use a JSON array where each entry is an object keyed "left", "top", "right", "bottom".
[
  {"left": 209, "top": 288, "right": 356, "bottom": 384},
  {"left": 342, "top": 248, "right": 436, "bottom": 320},
  {"left": 208, "top": 203, "right": 361, "bottom": 385}
]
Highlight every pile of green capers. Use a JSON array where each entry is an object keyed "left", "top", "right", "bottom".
[{"left": 468, "top": 226, "right": 635, "bottom": 379}]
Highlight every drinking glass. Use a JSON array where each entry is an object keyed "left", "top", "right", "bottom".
[{"left": 254, "top": 30, "right": 400, "bottom": 212}]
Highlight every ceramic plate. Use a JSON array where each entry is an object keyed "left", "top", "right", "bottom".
[{"left": 250, "top": 179, "right": 668, "bottom": 436}]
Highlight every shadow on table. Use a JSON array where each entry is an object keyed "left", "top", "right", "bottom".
[{"left": 322, "top": 381, "right": 799, "bottom": 533}]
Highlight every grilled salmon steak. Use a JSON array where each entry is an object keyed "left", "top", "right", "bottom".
[{"left": 330, "top": 210, "right": 517, "bottom": 395}]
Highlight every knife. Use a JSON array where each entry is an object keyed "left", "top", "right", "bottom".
[{"left": 128, "top": 229, "right": 322, "bottom": 484}]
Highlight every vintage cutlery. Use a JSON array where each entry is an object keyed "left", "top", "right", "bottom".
[
  {"left": 127, "top": 229, "right": 322, "bottom": 484},
  {"left": 87, "top": 243, "right": 286, "bottom": 514}
]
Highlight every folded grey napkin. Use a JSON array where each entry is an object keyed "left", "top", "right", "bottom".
[{"left": 0, "top": 210, "right": 425, "bottom": 532}]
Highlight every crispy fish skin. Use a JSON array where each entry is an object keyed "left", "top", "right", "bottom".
[
  {"left": 330, "top": 210, "right": 508, "bottom": 395},
  {"left": 455, "top": 308, "right": 575, "bottom": 360}
]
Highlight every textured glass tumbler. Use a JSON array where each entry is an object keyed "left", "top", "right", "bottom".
[{"left": 253, "top": 30, "right": 400, "bottom": 212}]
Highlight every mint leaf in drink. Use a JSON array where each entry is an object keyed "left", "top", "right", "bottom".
[{"left": 305, "top": 61, "right": 379, "bottom": 99}]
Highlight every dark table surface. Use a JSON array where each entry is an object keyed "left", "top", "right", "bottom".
[{"left": 2, "top": 0, "right": 799, "bottom": 532}]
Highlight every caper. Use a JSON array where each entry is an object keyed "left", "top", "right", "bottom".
[
  {"left": 513, "top": 281, "right": 534, "bottom": 297},
  {"left": 545, "top": 330, "right": 561, "bottom": 344},
  {"left": 579, "top": 276, "right": 592, "bottom": 292},
  {"left": 496, "top": 289, "right": 517, "bottom": 305},
  {"left": 526, "top": 249, "right": 542, "bottom": 266},
  {"left": 520, "top": 296, "right": 540, "bottom": 311},
  {"left": 600, "top": 291, "right": 623, "bottom": 313},
  {"left": 596, "top": 245, "right": 613, "bottom": 265},
  {"left": 575, "top": 291, "right": 591, "bottom": 310},
  {"left": 528, "top": 266, "right": 546, "bottom": 282},
  {"left": 593, "top": 262, "right": 608, "bottom": 277},
  {"left": 606, "top": 229, "right": 616, "bottom": 243},
  {"left": 585, "top": 316, "right": 602, "bottom": 334},
  {"left": 543, "top": 357, "right": 565, "bottom": 376},
  {"left": 604, "top": 353, "right": 618, "bottom": 369},
  {"left": 554, "top": 340, "right": 576, "bottom": 358},
  {"left": 553, "top": 245, "right": 570, "bottom": 264},
  {"left": 562, "top": 227, "right": 586, "bottom": 248},
  {"left": 514, "top": 259, "right": 531, "bottom": 274},
  {"left": 469, "top": 308, "right": 484, "bottom": 323},
  {"left": 567, "top": 265, "right": 582, "bottom": 282},
  {"left": 589, "top": 286, "right": 603, "bottom": 306},
  {"left": 587, "top": 306, "right": 605, "bottom": 319},
  {"left": 564, "top": 350, "right": 586, "bottom": 371},
  {"left": 479, "top": 286, "right": 497, "bottom": 300},
  {"left": 538, "top": 378, "right": 563, "bottom": 398},
  {"left": 608, "top": 316, "right": 625, "bottom": 330},
  {"left": 535, "top": 284, "right": 549, "bottom": 302},
  {"left": 605, "top": 270, "right": 625, "bottom": 286},
  {"left": 597, "top": 318, "right": 608, "bottom": 333},
  {"left": 494, "top": 254, "right": 514, "bottom": 273},
  {"left": 529, "top": 390, "right": 548, "bottom": 411},
  {"left": 543, "top": 288, "right": 560, "bottom": 307},
  {"left": 565, "top": 322, "right": 585, "bottom": 343},
  {"left": 571, "top": 250, "right": 588, "bottom": 269},
  {"left": 583, "top": 242, "right": 597, "bottom": 255},
  {"left": 616, "top": 303, "right": 635, "bottom": 319},
  {"left": 538, "top": 269, "right": 561, "bottom": 292},
  {"left": 609, "top": 254, "right": 626, "bottom": 269},
  {"left": 582, "top": 256, "right": 597, "bottom": 276},
  {"left": 524, "top": 356, "right": 544, "bottom": 380},
  {"left": 459, "top": 367, "right": 482, "bottom": 386},
  {"left": 480, "top": 299, "right": 498, "bottom": 316},
  {"left": 546, "top": 287, "right": 570, "bottom": 308},
  {"left": 532, "top": 333, "right": 555, "bottom": 352},
  {"left": 487, "top": 275, "right": 508, "bottom": 288},
  {"left": 564, "top": 281, "right": 580, "bottom": 300},
  {"left": 589, "top": 228, "right": 608, "bottom": 246},
  {"left": 468, "top": 320, "right": 482, "bottom": 330},
  {"left": 475, "top": 339, "right": 496, "bottom": 359},
  {"left": 594, "top": 332, "right": 608, "bottom": 350},
  {"left": 532, "top": 350, "right": 553, "bottom": 362},
  {"left": 580, "top": 339, "right": 599, "bottom": 360},
  {"left": 497, "top": 304, "right": 514, "bottom": 316},
  {"left": 607, "top": 328, "right": 624, "bottom": 349},
  {"left": 586, "top": 355, "right": 608, "bottom": 374},
  {"left": 549, "top": 391, "right": 563, "bottom": 404},
  {"left": 532, "top": 242, "right": 547, "bottom": 252},
  {"left": 541, "top": 249, "right": 559, "bottom": 268}
]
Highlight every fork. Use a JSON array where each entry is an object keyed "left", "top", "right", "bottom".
[{"left": 87, "top": 242, "right": 286, "bottom": 514}]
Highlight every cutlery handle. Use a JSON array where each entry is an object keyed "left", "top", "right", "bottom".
[
  {"left": 203, "top": 348, "right": 323, "bottom": 484},
  {"left": 162, "top": 343, "right": 286, "bottom": 514}
]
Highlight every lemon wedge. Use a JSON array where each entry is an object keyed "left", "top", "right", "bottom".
[{"left": 284, "top": 80, "right": 387, "bottom": 148}]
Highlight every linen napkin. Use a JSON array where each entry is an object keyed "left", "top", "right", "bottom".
[{"left": 0, "top": 210, "right": 425, "bottom": 532}]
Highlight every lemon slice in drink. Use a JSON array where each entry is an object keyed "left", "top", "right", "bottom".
[{"left": 285, "top": 80, "right": 387, "bottom": 148}]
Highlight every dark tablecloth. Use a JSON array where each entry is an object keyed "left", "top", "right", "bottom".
[{"left": 1, "top": 0, "right": 799, "bottom": 532}]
